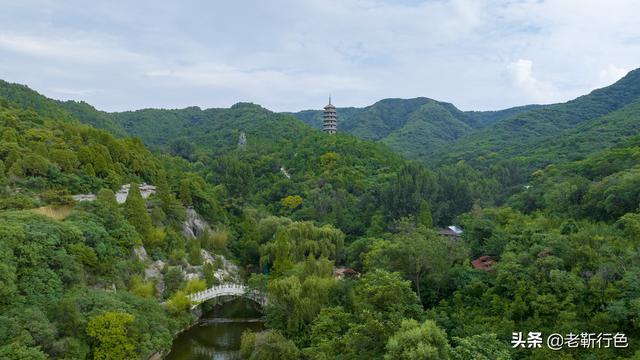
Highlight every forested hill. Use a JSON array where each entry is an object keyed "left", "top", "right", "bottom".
[
  {"left": 292, "top": 97, "right": 541, "bottom": 160},
  {"left": 109, "top": 103, "right": 312, "bottom": 156},
  {"left": 0, "top": 80, "right": 125, "bottom": 137},
  {"left": 292, "top": 68, "right": 640, "bottom": 171},
  {"left": 2, "top": 77, "right": 640, "bottom": 359},
  {"left": 435, "top": 68, "right": 640, "bottom": 167}
]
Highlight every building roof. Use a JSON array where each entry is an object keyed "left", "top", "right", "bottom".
[
  {"left": 333, "top": 267, "right": 359, "bottom": 278},
  {"left": 471, "top": 255, "right": 496, "bottom": 271},
  {"left": 438, "top": 225, "right": 463, "bottom": 236}
]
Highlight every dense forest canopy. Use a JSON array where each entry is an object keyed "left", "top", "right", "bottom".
[{"left": 0, "top": 69, "right": 639, "bottom": 359}]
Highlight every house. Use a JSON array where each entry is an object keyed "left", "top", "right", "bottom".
[
  {"left": 333, "top": 267, "right": 360, "bottom": 280},
  {"left": 471, "top": 255, "right": 496, "bottom": 271},
  {"left": 438, "top": 225, "right": 463, "bottom": 240}
]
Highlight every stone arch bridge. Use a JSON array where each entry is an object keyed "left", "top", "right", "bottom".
[{"left": 188, "top": 283, "right": 267, "bottom": 308}]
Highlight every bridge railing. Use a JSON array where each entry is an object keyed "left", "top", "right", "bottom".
[{"left": 187, "top": 283, "right": 267, "bottom": 306}]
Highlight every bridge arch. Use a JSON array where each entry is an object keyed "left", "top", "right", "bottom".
[{"left": 188, "top": 283, "right": 267, "bottom": 308}]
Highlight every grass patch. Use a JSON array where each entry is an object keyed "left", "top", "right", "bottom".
[{"left": 32, "top": 205, "right": 74, "bottom": 220}]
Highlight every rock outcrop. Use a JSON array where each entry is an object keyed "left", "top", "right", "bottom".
[{"left": 182, "top": 208, "right": 211, "bottom": 239}]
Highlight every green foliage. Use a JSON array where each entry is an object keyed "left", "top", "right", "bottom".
[
  {"left": 382, "top": 162, "right": 438, "bottom": 222},
  {"left": 418, "top": 200, "right": 433, "bottom": 228},
  {"left": 280, "top": 194, "right": 303, "bottom": 211},
  {"left": 0, "top": 342, "right": 48, "bottom": 360},
  {"left": 163, "top": 267, "right": 185, "bottom": 297},
  {"left": 259, "top": 219, "right": 344, "bottom": 275},
  {"left": 364, "top": 221, "right": 468, "bottom": 306},
  {"left": 4, "top": 73, "right": 640, "bottom": 359},
  {"left": 385, "top": 319, "right": 451, "bottom": 360},
  {"left": 294, "top": 97, "right": 530, "bottom": 160},
  {"left": 240, "top": 330, "right": 301, "bottom": 360},
  {"left": 436, "top": 69, "right": 640, "bottom": 168},
  {"left": 451, "top": 333, "right": 512, "bottom": 360},
  {"left": 166, "top": 291, "right": 191, "bottom": 314},
  {"left": 86, "top": 312, "right": 136, "bottom": 360},
  {"left": 183, "top": 278, "right": 206, "bottom": 295},
  {"left": 124, "top": 183, "right": 152, "bottom": 241},
  {"left": 129, "top": 275, "right": 155, "bottom": 298},
  {"left": 266, "top": 274, "right": 337, "bottom": 338}
]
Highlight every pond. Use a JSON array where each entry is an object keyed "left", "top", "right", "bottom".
[{"left": 165, "top": 298, "right": 265, "bottom": 360}]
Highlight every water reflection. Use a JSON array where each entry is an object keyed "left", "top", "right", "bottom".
[{"left": 165, "top": 298, "right": 265, "bottom": 360}]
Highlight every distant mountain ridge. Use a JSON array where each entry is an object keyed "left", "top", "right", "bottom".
[
  {"left": 434, "top": 68, "right": 640, "bottom": 167},
  {"left": 292, "top": 69, "right": 640, "bottom": 168},
  {"left": 292, "top": 97, "right": 542, "bottom": 159},
  {"left": 2, "top": 68, "right": 640, "bottom": 172}
]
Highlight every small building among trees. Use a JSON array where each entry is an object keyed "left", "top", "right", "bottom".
[{"left": 437, "top": 225, "right": 463, "bottom": 240}]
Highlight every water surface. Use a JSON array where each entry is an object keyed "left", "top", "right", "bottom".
[{"left": 165, "top": 298, "right": 264, "bottom": 360}]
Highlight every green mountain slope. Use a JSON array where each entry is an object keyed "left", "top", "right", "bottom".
[
  {"left": 0, "top": 80, "right": 126, "bottom": 136},
  {"left": 109, "top": 103, "right": 313, "bottom": 158},
  {"left": 0, "top": 96, "right": 197, "bottom": 359},
  {"left": 518, "top": 98, "right": 640, "bottom": 164},
  {"left": 436, "top": 68, "right": 640, "bottom": 166},
  {"left": 2, "top": 77, "right": 640, "bottom": 359},
  {"left": 292, "top": 98, "right": 541, "bottom": 160}
]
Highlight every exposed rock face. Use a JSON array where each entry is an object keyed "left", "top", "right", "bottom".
[
  {"left": 133, "top": 246, "right": 148, "bottom": 262},
  {"left": 135, "top": 209, "right": 240, "bottom": 299},
  {"left": 72, "top": 183, "right": 156, "bottom": 204},
  {"left": 200, "top": 249, "right": 241, "bottom": 283},
  {"left": 116, "top": 183, "right": 156, "bottom": 204},
  {"left": 182, "top": 208, "right": 211, "bottom": 239},
  {"left": 72, "top": 194, "right": 96, "bottom": 202},
  {"left": 144, "top": 259, "right": 166, "bottom": 296}
]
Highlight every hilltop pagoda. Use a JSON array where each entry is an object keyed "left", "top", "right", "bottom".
[{"left": 323, "top": 96, "right": 337, "bottom": 134}]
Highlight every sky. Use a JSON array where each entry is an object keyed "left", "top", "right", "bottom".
[{"left": 0, "top": 0, "right": 639, "bottom": 112}]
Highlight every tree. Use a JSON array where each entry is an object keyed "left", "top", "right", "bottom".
[
  {"left": 0, "top": 160, "right": 7, "bottom": 189},
  {"left": 124, "top": 183, "right": 152, "bottom": 240},
  {"left": 129, "top": 275, "right": 155, "bottom": 298},
  {"left": 240, "top": 330, "right": 300, "bottom": 360},
  {"left": 166, "top": 290, "right": 191, "bottom": 314},
  {"left": 155, "top": 170, "right": 185, "bottom": 224},
  {"left": 382, "top": 162, "right": 438, "bottom": 222},
  {"left": 169, "top": 138, "right": 196, "bottom": 161},
  {"left": 163, "top": 267, "right": 184, "bottom": 297},
  {"left": 0, "top": 343, "right": 47, "bottom": 360},
  {"left": 86, "top": 312, "right": 136, "bottom": 360},
  {"left": 213, "top": 155, "right": 254, "bottom": 198},
  {"left": 281, "top": 195, "right": 303, "bottom": 212},
  {"left": 451, "top": 334, "right": 511, "bottom": 360},
  {"left": 353, "top": 269, "right": 423, "bottom": 327},
  {"left": 418, "top": 200, "right": 433, "bottom": 228},
  {"left": 385, "top": 319, "right": 451, "bottom": 360},
  {"left": 365, "top": 222, "right": 467, "bottom": 306},
  {"left": 306, "top": 306, "right": 352, "bottom": 359},
  {"left": 184, "top": 278, "right": 206, "bottom": 294}
]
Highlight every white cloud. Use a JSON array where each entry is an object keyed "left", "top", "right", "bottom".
[
  {"left": 507, "top": 59, "right": 559, "bottom": 104},
  {"left": 0, "top": 0, "right": 639, "bottom": 112},
  {"left": 598, "top": 65, "right": 629, "bottom": 86},
  {"left": 0, "top": 33, "right": 143, "bottom": 64}
]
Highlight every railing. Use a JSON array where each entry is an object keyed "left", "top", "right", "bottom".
[{"left": 188, "top": 283, "right": 267, "bottom": 306}]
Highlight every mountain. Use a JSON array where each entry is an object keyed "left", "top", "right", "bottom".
[
  {"left": 433, "top": 68, "right": 640, "bottom": 167},
  {"left": 2, "top": 78, "right": 640, "bottom": 359},
  {"left": 292, "top": 97, "right": 541, "bottom": 160},
  {"left": 109, "top": 103, "right": 313, "bottom": 157},
  {"left": 293, "top": 69, "right": 640, "bottom": 172},
  {"left": 0, "top": 80, "right": 126, "bottom": 136}
]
